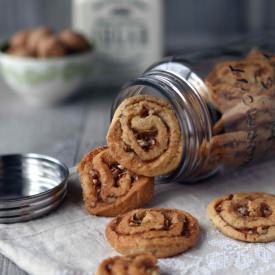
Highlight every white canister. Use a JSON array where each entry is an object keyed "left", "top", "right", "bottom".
[{"left": 72, "top": 0, "right": 163, "bottom": 82}]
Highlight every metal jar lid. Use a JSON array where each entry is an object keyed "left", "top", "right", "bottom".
[{"left": 0, "top": 154, "right": 69, "bottom": 223}]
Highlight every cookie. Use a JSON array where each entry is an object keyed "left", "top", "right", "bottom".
[
  {"left": 205, "top": 55, "right": 275, "bottom": 112},
  {"left": 105, "top": 208, "right": 199, "bottom": 258},
  {"left": 107, "top": 95, "right": 183, "bottom": 177},
  {"left": 96, "top": 253, "right": 159, "bottom": 275},
  {"left": 37, "top": 36, "right": 67, "bottom": 58},
  {"left": 58, "top": 29, "right": 90, "bottom": 53},
  {"left": 207, "top": 192, "right": 275, "bottom": 242},
  {"left": 77, "top": 146, "right": 154, "bottom": 217},
  {"left": 206, "top": 129, "right": 273, "bottom": 169},
  {"left": 213, "top": 95, "right": 275, "bottom": 134}
]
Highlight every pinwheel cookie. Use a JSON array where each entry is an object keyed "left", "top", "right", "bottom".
[
  {"left": 77, "top": 146, "right": 154, "bottom": 217},
  {"left": 107, "top": 95, "right": 183, "bottom": 177},
  {"left": 96, "top": 253, "right": 159, "bottom": 275},
  {"left": 106, "top": 208, "right": 199, "bottom": 258},
  {"left": 204, "top": 129, "right": 273, "bottom": 169},
  {"left": 207, "top": 192, "right": 275, "bottom": 242},
  {"left": 205, "top": 52, "right": 275, "bottom": 112},
  {"left": 213, "top": 95, "right": 275, "bottom": 134}
]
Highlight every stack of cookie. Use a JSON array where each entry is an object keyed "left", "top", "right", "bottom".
[
  {"left": 77, "top": 95, "right": 184, "bottom": 217},
  {"left": 7, "top": 26, "right": 91, "bottom": 58}
]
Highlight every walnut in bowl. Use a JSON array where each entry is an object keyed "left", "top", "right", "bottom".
[{"left": 0, "top": 27, "right": 94, "bottom": 106}]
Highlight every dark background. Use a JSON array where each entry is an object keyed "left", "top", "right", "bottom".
[{"left": 0, "top": 0, "right": 274, "bottom": 53}]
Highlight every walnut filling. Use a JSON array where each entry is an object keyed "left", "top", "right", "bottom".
[
  {"left": 234, "top": 201, "right": 272, "bottom": 218},
  {"left": 238, "top": 226, "right": 269, "bottom": 236},
  {"left": 128, "top": 211, "right": 184, "bottom": 234},
  {"left": 134, "top": 129, "right": 158, "bottom": 151},
  {"left": 110, "top": 163, "right": 127, "bottom": 182},
  {"left": 89, "top": 163, "right": 138, "bottom": 207},
  {"left": 259, "top": 202, "right": 272, "bottom": 217},
  {"left": 164, "top": 216, "right": 172, "bottom": 230},
  {"left": 236, "top": 204, "right": 249, "bottom": 216},
  {"left": 109, "top": 163, "right": 137, "bottom": 185},
  {"left": 140, "top": 106, "right": 149, "bottom": 118},
  {"left": 123, "top": 144, "right": 133, "bottom": 153},
  {"left": 129, "top": 211, "right": 146, "bottom": 226},
  {"left": 217, "top": 198, "right": 273, "bottom": 236},
  {"left": 215, "top": 204, "right": 222, "bottom": 213},
  {"left": 89, "top": 169, "right": 101, "bottom": 205}
]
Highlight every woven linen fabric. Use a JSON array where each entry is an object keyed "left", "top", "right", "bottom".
[{"left": 1, "top": 160, "right": 275, "bottom": 275}]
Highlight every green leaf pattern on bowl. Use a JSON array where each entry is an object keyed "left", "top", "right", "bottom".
[{"left": 1, "top": 62, "right": 94, "bottom": 85}]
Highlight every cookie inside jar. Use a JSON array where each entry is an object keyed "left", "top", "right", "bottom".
[
  {"left": 110, "top": 47, "right": 275, "bottom": 183},
  {"left": 108, "top": 95, "right": 183, "bottom": 177},
  {"left": 204, "top": 49, "right": 275, "bottom": 172}
]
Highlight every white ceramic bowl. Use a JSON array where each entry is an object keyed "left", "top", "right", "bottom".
[{"left": 0, "top": 45, "right": 95, "bottom": 106}]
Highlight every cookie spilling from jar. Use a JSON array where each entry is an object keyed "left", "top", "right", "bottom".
[
  {"left": 5, "top": 26, "right": 91, "bottom": 58},
  {"left": 107, "top": 95, "right": 183, "bottom": 177},
  {"left": 77, "top": 146, "right": 154, "bottom": 217},
  {"left": 77, "top": 95, "right": 183, "bottom": 217},
  {"left": 207, "top": 192, "right": 275, "bottom": 242}
]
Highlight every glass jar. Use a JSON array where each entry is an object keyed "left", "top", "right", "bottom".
[{"left": 111, "top": 42, "right": 275, "bottom": 183}]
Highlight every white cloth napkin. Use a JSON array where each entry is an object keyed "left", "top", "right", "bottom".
[{"left": 1, "top": 160, "right": 275, "bottom": 275}]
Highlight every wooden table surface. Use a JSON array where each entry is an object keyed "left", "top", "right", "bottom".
[{"left": 0, "top": 80, "right": 117, "bottom": 275}]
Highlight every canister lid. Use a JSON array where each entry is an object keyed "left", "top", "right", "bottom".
[{"left": 0, "top": 154, "right": 69, "bottom": 223}]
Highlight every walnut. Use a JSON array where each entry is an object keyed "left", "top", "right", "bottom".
[
  {"left": 9, "top": 30, "right": 31, "bottom": 48},
  {"left": 27, "top": 26, "right": 54, "bottom": 54},
  {"left": 259, "top": 203, "right": 272, "bottom": 217},
  {"left": 37, "top": 36, "right": 67, "bottom": 58},
  {"left": 58, "top": 30, "right": 90, "bottom": 53},
  {"left": 257, "top": 226, "right": 268, "bottom": 235},
  {"left": 107, "top": 197, "right": 116, "bottom": 203}
]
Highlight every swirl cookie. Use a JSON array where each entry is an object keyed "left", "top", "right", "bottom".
[
  {"left": 96, "top": 253, "right": 159, "bottom": 275},
  {"left": 207, "top": 192, "right": 275, "bottom": 242},
  {"left": 213, "top": 95, "right": 275, "bottom": 134},
  {"left": 205, "top": 53, "right": 275, "bottom": 112},
  {"left": 77, "top": 146, "right": 154, "bottom": 217},
  {"left": 107, "top": 95, "right": 183, "bottom": 177},
  {"left": 105, "top": 208, "right": 199, "bottom": 258},
  {"left": 205, "top": 130, "right": 273, "bottom": 169}
]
